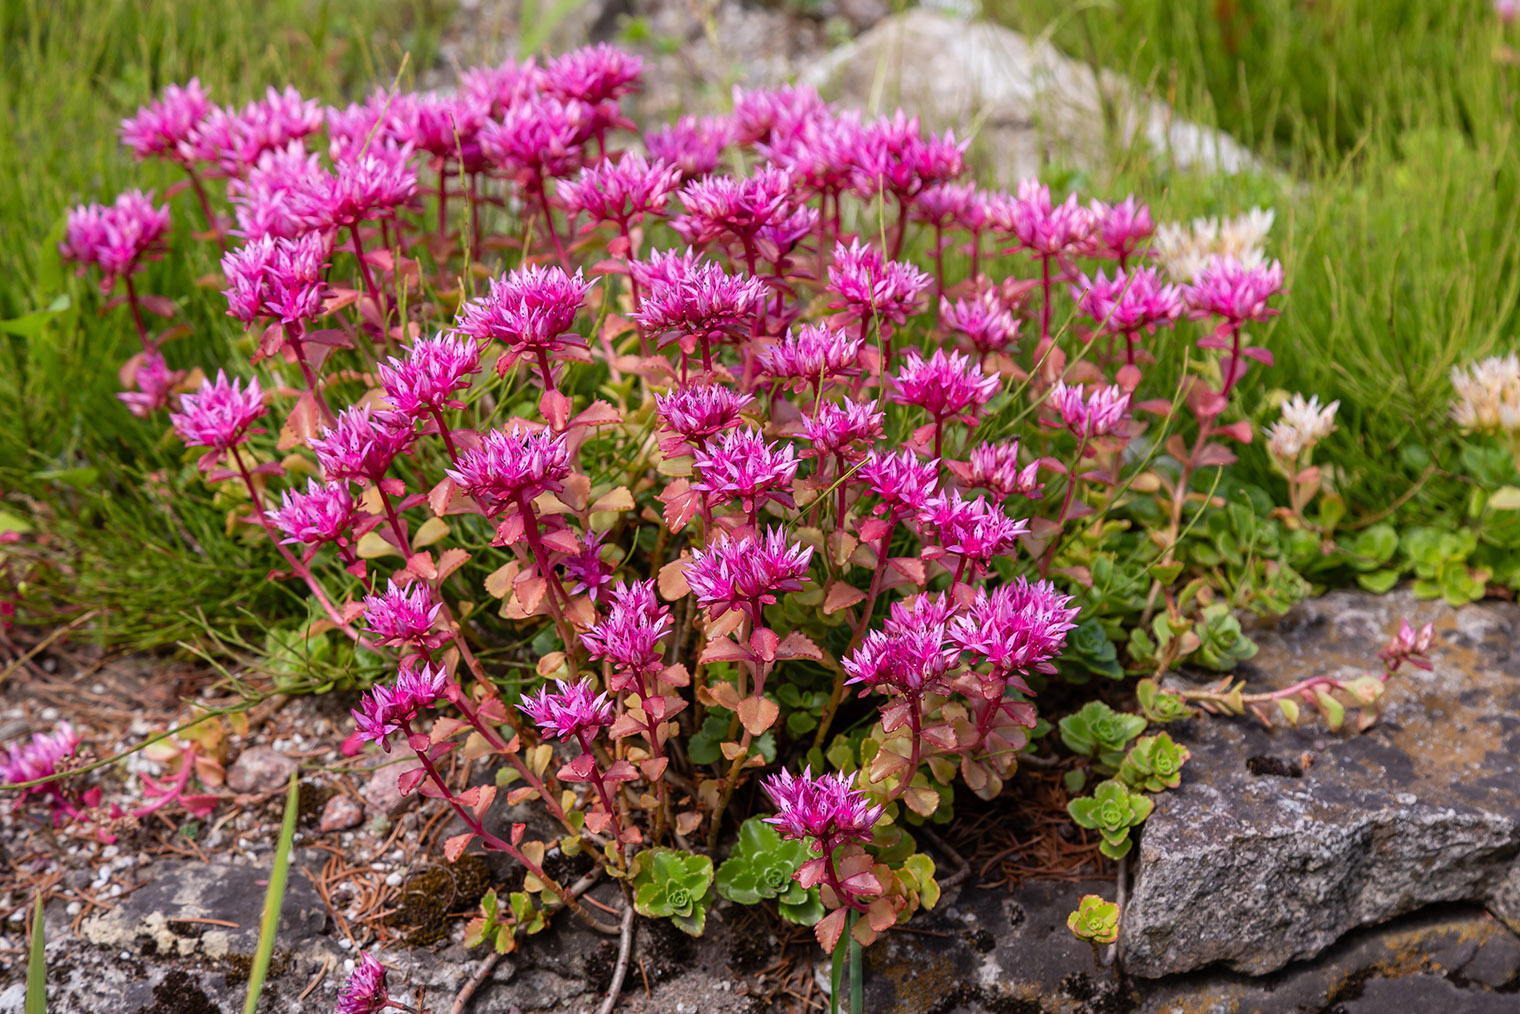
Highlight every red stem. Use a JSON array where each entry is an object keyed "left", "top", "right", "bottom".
[
  {"left": 122, "top": 275, "right": 152, "bottom": 352},
  {"left": 349, "top": 224, "right": 381, "bottom": 310},
  {"left": 231, "top": 452, "right": 363, "bottom": 642}
]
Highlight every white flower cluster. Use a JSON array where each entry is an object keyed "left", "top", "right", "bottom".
[
  {"left": 1450, "top": 354, "right": 1520, "bottom": 434},
  {"left": 1154, "top": 207, "right": 1275, "bottom": 283},
  {"left": 1266, "top": 393, "right": 1339, "bottom": 460}
]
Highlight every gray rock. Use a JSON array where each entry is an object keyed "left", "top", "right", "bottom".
[
  {"left": 1122, "top": 589, "right": 1520, "bottom": 977},
  {"left": 225, "top": 746, "right": 296, "bottom": 794},
  {"left": 78, "top": 859, "right": 326, "bottom": 959},
  {"left": 319, "top": 793, "right": 365, "bottom": 832},
  {"left": 799, "top": 9, "right": 1261, "bottom": 184}
]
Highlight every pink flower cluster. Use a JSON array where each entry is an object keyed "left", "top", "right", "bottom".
[{"left": 60, "top": 190, "right": 170, "bottom": 289}]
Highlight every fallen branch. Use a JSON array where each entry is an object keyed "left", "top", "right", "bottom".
[
  {"left": 596, "top": 897, "right": 637, "bottom": 1014},
  {"left": 450, "top": 952, "right": 502, "bottom": 1014}
]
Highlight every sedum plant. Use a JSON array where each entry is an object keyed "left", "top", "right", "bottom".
[
  {"left": 715, "top": 815, "right": 824, "bottom": 925},
  {"left": 1068, "top": 779, "right": 1153, "bottom": 860},
  {"left": 36, "top": 29, "right": 1470, "bottom": 1014},
  {"left": 1059, "top": 701, "right": 1147, "bottom": 774},
  {"left": 1116, "top": 733, "right": 1191, "bottom": 793},
  {"left": 1067, "top": 894, "right": 1120, "bottom": 946}
]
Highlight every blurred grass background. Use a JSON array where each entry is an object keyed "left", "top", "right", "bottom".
[
  {"left": 1, "top": 0, "right": 1516, "bottom": 652},
  {"left": 0, "top": 0, "right": 447, "bottom": 646},
  {"left": 985, "top": 0, "right": 1519, "bottom": 517}
]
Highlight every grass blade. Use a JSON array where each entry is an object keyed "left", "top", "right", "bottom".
[
  {"left": 26, "top": 894, "right": 45, "bottom": 1014},
  {"left": 243, "top": 771, "right": 299, "bottom": 1014}
]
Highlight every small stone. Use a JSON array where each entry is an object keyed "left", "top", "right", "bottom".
[
  {"left": 319, "top": 794, "right": 364, "bottom": 832},
  {"left": 225, "top": 747, "right": 296, "bottom": 794},
  {"left": 362, "top": 764, "right": 415, "bottom": 816}
]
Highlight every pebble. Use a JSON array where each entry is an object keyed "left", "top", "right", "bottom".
[
  {"left": 319, "top": 794, "right": 365, "bottom": 833},
  {"left": 65, "top": 902, "right": 81, "bottom": 916},
  {"left": 385, "top": 872, "right": 404, "bottom": 887},
  {"left": 338, "top": 937, "right": 353, "bottom": 950},
  {"left": 362, "top": 765, "right": 410, "bottom": 816},
  {"left": 40, "top": 707, "right": 59, "bottom": 722},
  {"left": 226, "top": 747, "right": 297, "bottom": 794}
]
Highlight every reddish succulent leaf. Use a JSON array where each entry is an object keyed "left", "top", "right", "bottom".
[
  {"left": 737, "top": 695, "right": 779, "bottom": 736},
  {"left": 777, "top": 631, "right": 823, "bottom": 660},
  {"left": 814, "top": 909, "right": 848, "bottom": 952},
  {"left": 445, "top": 832, "right": 475, "bottom": 862},
  {"left": 436, "top": 548, "right": 471, "bottom": 581},
  {"left": 699, "top": 636, "right": 752, "bottom": 664},
  {"left": 705, "top": 681, "right": 742, "bottom": 711},
  {"left": 657, "top": 555, "right": 691, "bottom": 600},
  {"left": 397, "top": 766, "right": 428, "bottom": 797},
  {"left": 823, "top": 581, "right": 866, "bottom": 615}
]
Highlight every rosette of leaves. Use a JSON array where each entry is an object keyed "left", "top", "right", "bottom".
[
  {"left": 1194, "top": 601, "right": 1258, "bottom": 670},
  {"left": 1401, "top": 525, "right": 1488, "bottom": 607},
  {"left": 463, "top": 889, "right": 545, "bottom": 955},
  {"left": 1067, "top": 779, "right": 1153, "bottom": 859},
  {"left": 1059, "top": 701, "right": 1147, "bottom": 774},
  {"left": 631, "top": 848, "right": 715, "bottom": 935},
  {"left": 1063, "top": 618, "right": 1124, "bottom": 682},
  {"left": 715, "top": 816, "right": 824, "bottom": 926},
  {"left": 1135, "top": 679, "right": 1194, "bottom": 724},
  {"left": 1067, "top": 894, "right": 1120, "bottom": 945},
  {"left": 1117, "top": 733, "right": 1191, "bottom": 792}
]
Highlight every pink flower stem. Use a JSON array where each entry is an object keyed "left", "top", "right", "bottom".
[
  {"left": 399, "top": 720, "right": 615, "bottom": 929},
  {"left": 707, "top": 655, "right": 773, "bottom": 851},
  {"left": 888, "top": 195, "right": 909, "bottom": 261},
  {"left": 513, "top": 493, "right": 579, "bottom": 656},
  {"left": 933, "top": 224, "right": 945, "bottom": 303},
  {"left": 534, "top": 347, "right": 557, "bottom": 393},
  {"left": 183, "top": 165, "right": 224, "bottom": 252},
  {"left": 885, "top": 697, "right": 923, "bottom": 805},
  {"left": 1219, "top": 322, "right": 1244, "bottom": 397},
  {"left": 437, "top": 166, "right": 448, "bottom": 240},
  {"left": 439, "top": 664, "right": 575, "bottom": 831},
  {"left": 573, "top": 730, "right": 625, "bottom": 849},
  {"left": 429, "top": 408, "right": 460, "bottom": 464},
  {"left": 534, "top": 182, "right": 570, "bottom": 269},
  {"left": 1040, "top": 434, "right": 1089, "bottom": 577},
  {"left": 348, "top": 224, "right": 382, "bottom": 311},
  {"left": 821, "top": 844, "right": 869, "bottom": 913},
  {"left": 836, "top": 453, "right": 849, "bottom": 527},
  {"left": 122, "top": 275, "right": 153, "bottom": 352},
  {"left": 813, "top": 515, "right": 898, "bottom": 751},
  {"left": 231, "top": 452, "right": 363, "bottom": 642},
  {"left": 1039, "top": 255, "right": 1054, "bottom": 345},
  {"left": 376, "top": 484, "right": 410, "bottom": 555},
  {"left": 284, "top": 323, "right": 334, "bottom": 424},
  {"left": 970, "top": 229, "right": 982, "bottom": 280}
]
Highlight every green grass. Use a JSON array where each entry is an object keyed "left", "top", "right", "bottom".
[
  {"left": 0, "top": 0, "right": 448, "bottom": 646},
  {"left": 984, "top": 0, "right": 1520, "bottom": 521}
]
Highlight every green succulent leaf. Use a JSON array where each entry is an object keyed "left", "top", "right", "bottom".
[
  {"left": 1068, "top": 779, "right": 1152, "bottom": 860},
  {"left": 1117, "top": 733, "right": 1192, "bottom": 793},
  {"left": 715, "top": 817, "right": 814, "bottom": 908},
  {"left": 632, "top": 849, "right": 714, "bottom": 936},
  {"left": 1060, "top": 702, "right": 1147, "bottom": 774},
  {"left": 1135, "top": 679, "right": 1195, "bottom": 724},
  {"left": 1067, "top": 894, "right": 1120, "bottom": 945}
]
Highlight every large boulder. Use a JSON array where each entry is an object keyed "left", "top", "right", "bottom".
[
  {"left": 799, "top": 9, "right": 1261, "bottom": 183},
  {"left": 1122, "top": 588, "right": 1520, "bottom": 977}
]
